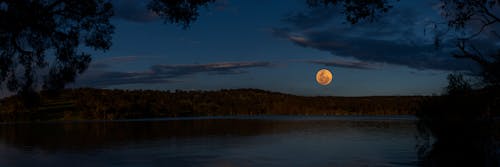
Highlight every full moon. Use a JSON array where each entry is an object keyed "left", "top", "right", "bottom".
[{"left": 316, "top": 69, "right": 333, "bottom": 85}]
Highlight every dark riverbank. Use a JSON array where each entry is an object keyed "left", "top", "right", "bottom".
[{"left": 0, "top": 88, "right": 423, "bottom": 122}]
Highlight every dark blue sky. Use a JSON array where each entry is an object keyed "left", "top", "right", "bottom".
[{"left": 69, "top": 0, "right": 484, "bottom": 96}]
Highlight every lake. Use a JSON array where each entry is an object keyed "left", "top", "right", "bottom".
[{"left": 0, "top": 116, "right": 420, "bottom": 167}]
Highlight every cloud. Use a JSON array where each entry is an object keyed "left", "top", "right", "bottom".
[
  {"left": 305, "top": 59, "right": 382, "bottom": 70},
  {"left": 89, "top": 56, "right": 145, "bottom": 69},
  {"left": 111, "top": 0, "right": 158, "bottom": 22},
  {"left": 77, "top": 71, "right": 174, "bottom": 87},
  {"left": 273, "top": 1, "right": 493, "bottom": 72},
  {"left": 275, "top": 28, "right": 482, "bottom": 71},
  {"left": 151, "top": 61, "right": 272, "bottom": 76},
  {"left": 77, "top": 61, "right": 273, "bottom": 87}
]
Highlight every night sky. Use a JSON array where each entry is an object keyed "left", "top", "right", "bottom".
[{"left": 69, "top": 0, "right": 487, "bottom": 96}]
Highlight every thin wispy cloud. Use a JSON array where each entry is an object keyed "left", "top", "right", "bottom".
[
  {"left": 89, "top": 55, "right": 162, "bottom": 69},
  {"left": 77, "top": 61, "right": 273, "bottom": 87},
  {"left": 306, "top": 59, "right": 382, "bottom": 70},
  {"left": 151, "top": 61, "right": 273, "bottom": 76}
]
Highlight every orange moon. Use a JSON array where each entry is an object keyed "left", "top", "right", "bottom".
[{"left": 316, "top": 69, "right": 332, "bottom": 85}]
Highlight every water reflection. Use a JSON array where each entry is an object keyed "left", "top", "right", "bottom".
[{"left": 0, "top": 117, "right": 418, "bottom": 167}]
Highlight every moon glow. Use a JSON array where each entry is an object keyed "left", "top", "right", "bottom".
[{"left": 316, "top": 69, "right": 333, "bottom": 85}]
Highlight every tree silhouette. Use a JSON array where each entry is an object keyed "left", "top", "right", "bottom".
[
  {"left": 148, "top": 0, "right": 500, "bottom": 85},
  {"left": 148, "top": 0, "right": 215, "bottom": 29},
  {"left": 0, "top": 0, "right": 218, "bottom": 102},
  {"left": 445, "top": 73, "right": 472, "bottom": 95},
  {"left": 432, "top": 0, "right": 499, "bottom": 87},
  {"left": 306, "top": 0, "right": 396, "bottom": 24},
  {"left": 308, "top": 1, "right": 499, "bottom": 86},
  {"left": 306, "top": 1, "right": 499, "bottom": 166},
  {"left": 0, "top": 0, "right": 114, "bottom": 101},
  {"left": 420, "top": 1, "right": 499, "bottom": 166}
]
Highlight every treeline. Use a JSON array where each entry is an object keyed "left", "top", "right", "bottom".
[
  {"left": 0, "top": 88, "right": 423, "bottom": 122},
  {"left": 415, "top": 74, "right": 500, "bottom": 167}
]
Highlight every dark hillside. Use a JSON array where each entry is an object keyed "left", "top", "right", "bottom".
[{"left": 0, "top": 88, "right": 423, "bottom": 122}]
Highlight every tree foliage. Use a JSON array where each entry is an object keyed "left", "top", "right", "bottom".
[
  {"left": 438, "top": 0, "right": 500, "bottom": 86},
  {"left": 0, "top": 0, "right": 219, "bottom": 99},
  {"left": 307, "top": 0, "right": 396, "bottom": 24},
  {"left": 0, "top": 88, "right": 422, "bottom": 121},
  {"left": 440, "top": 0, "right": 499, "bottom": 31},
  {"left": 0, "top": 0, "right": 114, "bottom": 97},
  {"left": 148, "top": 0, "right": 215, "bottom": 28},
  {"left": 420, "top": 2, "right": 500, "bottom": 165},
  {"left": 445, "top": 73, "right": 472, "bottom": 95},
  {"left": 308, "top": 0, "right": 500, "bottom": 87}
]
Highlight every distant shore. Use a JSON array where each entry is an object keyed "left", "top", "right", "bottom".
[{"left": 0, "top": 88, "right": 424, "bottom": 122}]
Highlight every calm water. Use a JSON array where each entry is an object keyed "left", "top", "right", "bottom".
[{"left": 0, "top": 116, "right": 419, "bottom": 167}]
